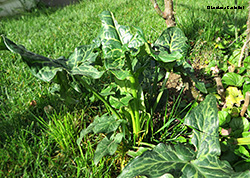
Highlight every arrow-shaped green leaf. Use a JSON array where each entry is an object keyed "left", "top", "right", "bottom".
[
  {"left": 0, "top": 35, "right": 104, "bottom": 81},
  {"left": 94, "top": 133, "right": 123, "bottom": 165},
  {"left": 118, "top": 95, "right": 250, "bottom": 178},
  {"left": 184, "top": 95, "right": 219, "bottom": 158},
  {"left": 77, "top": 114, "right": 126, "bottom": 145},
  {"left": 154, "top": 27, "right": 189, "bottom": 57}
]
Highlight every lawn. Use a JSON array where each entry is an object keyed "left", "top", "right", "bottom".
[{"left": 0, "top": 0, "right": 249, "bottom": 177}]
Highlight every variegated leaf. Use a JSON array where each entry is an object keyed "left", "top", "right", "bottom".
[
  {"left": 184, "top": 95, "right": 219, "bottom": 158},
  {"left": 118, "top": 95, "right": 250, "bottom": 178},
  {"left": 77, "top": 114, "right": 126, "bottom": 145},
  {"left": 0, "top": 35, "right": 104, "bottom": 81},
  {"left": 98, "top": 11, "right": 149, "bottom": 70},
  {"left": 154, "top": 27, "right": 189, "bottom": 57},
  {"left": 94, "top": 133, "right": 123, "bottom": 165}
]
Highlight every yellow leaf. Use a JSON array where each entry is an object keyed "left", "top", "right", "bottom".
[{"left": 225, "top": 87, "right": 244, "bottom": 108}]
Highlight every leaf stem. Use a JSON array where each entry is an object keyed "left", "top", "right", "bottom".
[
  {"left": 152, "top": 71, "right": 170, "bottom": 114},
  {"left": 126, "top": 52, "right": 140, "bottom": 141},
  {"left": 77, "top": 77, "right": 122, "bottom": 120},
  {"left": 238, "top": 38, "right": 250, "bottom": 67}
]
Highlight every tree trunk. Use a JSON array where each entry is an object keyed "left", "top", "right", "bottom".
[
  {"left": 163, "top": 0, "right": 176, "bottom": 27},
  {"left": 150, "top": 0, "right": 176, "bottom": 27}
]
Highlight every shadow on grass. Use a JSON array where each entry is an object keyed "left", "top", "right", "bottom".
[
  {"left": 0, "top": 2, "right": 60, "bottom": 23},
  {"left": 0, "top": 90, "right": 90, "bottom": 147},
  {"left": 0, "top": 89, "right": 117, "bottom": 177},
  {"left": 0, "top": 94, "right": 55, "bottom": 145}
]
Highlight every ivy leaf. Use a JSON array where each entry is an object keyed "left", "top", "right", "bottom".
[
  {"left": 225, "top": 86, "right": 244, "bottom": 108},
  {"left": 118, "top": 95, "right": 250, "bottom": 178},
  {"left": 218, "top": 110, "right": 231, "bottom": 126},
  {"left": 229, "top": 117, "right": 250, "bottom": 133},
  {"left": 94, "top": 133, "right": 123, "bottom": 165},
  {"left": 77, "top": 114, "right": 126, "bottom": 145},
  {"left": 184, "top": 95, "right": 219, "bottom": 158},
  {"left": 243, "top": 83, "right": 250, "bottom": 96},
  {"left": 222, "top": 72, "right": 244, "bottom": 87}
]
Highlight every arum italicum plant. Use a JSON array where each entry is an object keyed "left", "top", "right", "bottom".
[{"left": 0, "top": 11, "right": 207, "bottom": 164}]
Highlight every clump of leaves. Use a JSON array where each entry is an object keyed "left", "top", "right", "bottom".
[
  {"left": 0, "top": 11, "right": 207, "bottom": 165},
  {"left": 205, "top": 26, "right": 250, "bottom": 171},
  {"left": 118, "top": 95, "right": 250, "bottom": 178}
]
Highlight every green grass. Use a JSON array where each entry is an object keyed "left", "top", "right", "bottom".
[{"left": 0, "top": 0, "right": 248, "bottom": 176}]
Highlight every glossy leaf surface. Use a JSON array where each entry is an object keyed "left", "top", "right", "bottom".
[
  {"left": 222, "top": 72, "right": 244, "bottom": 87},
  {"left": 0, "top": 35, "right": 104, "bottom": 82},
  {"left": 184, "top": 95, "right": 219, "bottom": 158},
  {"left": 94, "top": 133, "right": 123, "bottom": 165},
  {"left": 243, "top": 83, "right": 250, "bottom": 96},
  {"left": 218, "top": 110, "right": 231, "bottom": 126},
  {"left": 77, "top": 114, "right": 126, "bottom": 145},
  {"left": 98, "top": 11, "right": 148, "bottom": 71},
  {"left": 154, "top": 27, "right": 189, "bottom": 57},
  {"left": 229, "top": 117, "right": 250, "bottom": 133},
  {"left": 109, "top": 94, "right": 133, "bottom": 109},
  {"left": 118, "top": 95, "right": 250, "bottom": 178}
]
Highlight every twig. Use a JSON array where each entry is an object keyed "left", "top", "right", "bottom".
[
  {"left": 212, "top": 66, "right": 225, "bottom": 102},
  {"left": 239, "top": 1, "right": 250, "bottom": 66},
  {"left": 150, "top": 0, "right": 176, "bottom": 27},
  {"left": 150, "top": 0, "right": 164, "bottom": 18},
  {"left": 214, "top": 75, "right": 225, "bottom": 102},
  {"left": 240, "top": 91, "right": 250, "bottom": 117},
  {"left": 234, "top": 0, "right": 238, "bottom": 41},
  {"left": 226, "top": 32, "right": 246, "bottom": 48},
  {"left": 238, "top": 38, "right": 250, "bottom": 67}
]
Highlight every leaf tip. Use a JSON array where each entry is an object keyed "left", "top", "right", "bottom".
[{"left": 0, "top": 35, "right": 7, "bottom": 50}]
